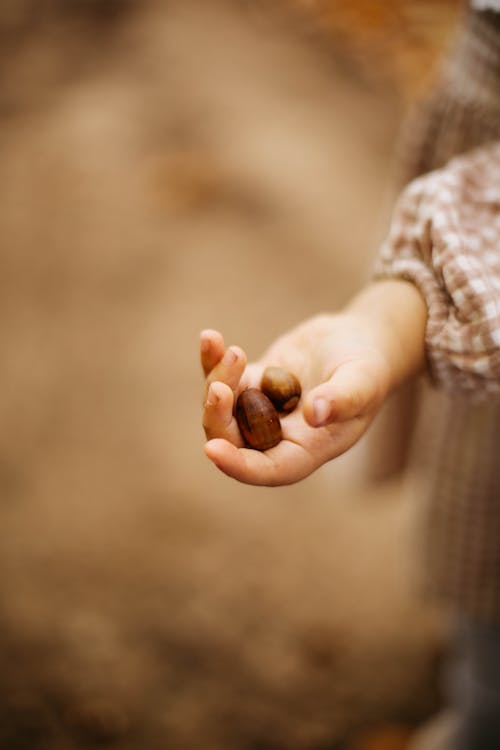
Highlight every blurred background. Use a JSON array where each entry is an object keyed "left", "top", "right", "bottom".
[{"left": 0, "top": 1, "right": 463, "bottom": 748}]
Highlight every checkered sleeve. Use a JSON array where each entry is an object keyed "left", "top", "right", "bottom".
[{"left": 374, "top": 142, "right": 500, "bottom": 394}]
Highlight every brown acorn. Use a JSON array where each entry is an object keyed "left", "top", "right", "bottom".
[
  {"left": 261, "top": 366, "right": 302, "bottom": 413},
  {"left": 235, "top": 388, "right": 282, "bottom": 451}
]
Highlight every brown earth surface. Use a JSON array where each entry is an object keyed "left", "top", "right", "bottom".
[{"left": 0, "top": 1, "right": 461, "bottom": 748}]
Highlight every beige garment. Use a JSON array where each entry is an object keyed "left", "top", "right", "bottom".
[
  {"left": 375, "top": 144, "right": 500, "bottom": 618},
  {"left": 374, "top": 7, "right": 500, "bottom": 622}
]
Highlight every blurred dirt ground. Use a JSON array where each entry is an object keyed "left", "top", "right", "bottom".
[{"left": 0, "top": 1, "right": 461, "bottom": 748}]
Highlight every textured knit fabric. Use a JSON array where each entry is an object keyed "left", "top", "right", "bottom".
[
  {"left": 396, "top": 8, "right": 500, "bottom": 185},
  {"left": 374, "top": 7, "right": 500, "bottom": 622}
]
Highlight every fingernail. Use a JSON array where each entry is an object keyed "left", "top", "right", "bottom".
[
  {"left": 222, "top": 347, "right": 237, "bottom": 366},
  {"left": 313, "top": 397, "right": 330, "bottom": 426},
  {"left": 206, "top": 383, "right": 220, "bottom": 407}
]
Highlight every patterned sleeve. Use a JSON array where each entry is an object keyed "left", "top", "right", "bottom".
[{"left": 374, "top": 141, "right": 500, "bottom": 394}]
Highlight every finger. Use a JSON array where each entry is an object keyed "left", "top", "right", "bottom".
[
  {"left": 203, "top": 381, "right": 244, "bottom": 446},
  {"left": 204, "top": 437, "right": 316, "bottom": 486},
  {"left": 200, "top": 329, "right": 225, "bottom": 376},
  {"left": 205, "top": 344, "right": 247, "bottom": 395},
  {"left": 303, "top": 358, "right": 382, "bottom": 427}
]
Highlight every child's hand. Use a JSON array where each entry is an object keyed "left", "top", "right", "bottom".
[{"left": 200, "top": 313, "right": 391, "bottom": 486}]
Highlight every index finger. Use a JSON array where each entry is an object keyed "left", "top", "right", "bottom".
[{"left": 200, "top": 329, "right": 225, "bottom": 376}]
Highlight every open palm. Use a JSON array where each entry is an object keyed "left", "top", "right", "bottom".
[{"left": 200, "top": 314, "right": 390, "bottom": 486}]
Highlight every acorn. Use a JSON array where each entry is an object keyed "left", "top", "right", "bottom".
[
  {"left": 261, "top": 366, "right": 301, "bottom": 413},
  {"left": 235, "top": 388, "right": 282, "bottom": 451}
]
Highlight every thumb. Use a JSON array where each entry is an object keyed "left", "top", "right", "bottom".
[{"left": 303, "top": 358, "right": 386, "bottom": 427}]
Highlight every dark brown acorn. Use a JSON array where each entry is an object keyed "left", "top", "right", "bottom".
[
  {"left": 261, "top": 366, "right": 302, "bottom": 413},
  {"left": 235, "top": 388, "right": 282, "bottom": 451}
]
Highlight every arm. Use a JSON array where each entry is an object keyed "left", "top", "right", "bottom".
[
  {"left": 200, "top": 278, "right": 427, "bottom": 486},
  {"left": 201, "top": 141, "right": 500, "bottom": 486}
]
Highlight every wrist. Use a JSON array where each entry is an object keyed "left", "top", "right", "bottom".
[{"left": 346, "top": 280, "right": 428, "bottom": 394}]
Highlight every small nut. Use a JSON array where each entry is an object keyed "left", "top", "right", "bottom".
[
  {"left": 235, "top": 388, "right": 282, "bottom": 451},
  {"left": 261, "top": 366, "right": 301, "bottom": 413}
]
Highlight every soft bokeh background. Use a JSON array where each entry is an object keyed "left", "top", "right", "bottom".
[{"left": 0, "top": 1, "right": 463, "bottom": 748}]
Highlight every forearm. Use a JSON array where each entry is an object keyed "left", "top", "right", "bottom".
[{"left": 346, "top": 279, "right": 428, "bottom": 394}]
